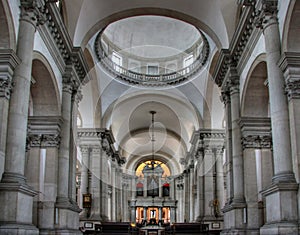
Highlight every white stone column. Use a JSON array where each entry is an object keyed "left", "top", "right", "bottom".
[
  {"left": 143, "top": 207, "right": 147, "bottom": 221},
  {"left": 111, "top": 162, "right": 117, "bottom": 221},
  {"left": 280, "top": 52, "right": 300, "bottom": 223},
  {"left": 229, "top": 74, "right": 245, "bottom": 204},
  {"left": 170, "top": 207, "right": 176, "bottom": 223},
  {"left": 0, "top": 2, "right": 43, "bottom": 233},
  {"left": 0, "top": 49, "right": 19, "bottom": 178},
  {"left": 100, "top": 149, "right": 109, "bottom": 220},
  {"left": 130, "top": 200, "right": 136, "bottom": 223},
  {"left": 90, "top": 146, "right": 101, "bottom": 220},
  {"left": 260, "top": 6, "right": 295, "bottom": 183},
  {"left": 131, "top": 175, "right": 136, "bottom": 199},
  {"left": 257, "top": 2, "right": 298, "bottom": 234},
  {"left": 159, "top": 207, "right": 162, "bottom": 222},
  {"left": 189, "top": 166, "right": 195, "bottom": 221},
  {"left": 203, "top": 148, "right": 214, "bottom": 220},
  {"left": 183, "top": 171, "right": 189, "bottom": 222},
  {"left": 242, "top": 141, "right": 261, "bottom": 232},
  {"left": 68, "top": 91, "right": 82, "bottom": 208},
  {"left": 56, "top": 82, "right": 73, "bottom": 207},
  {"left": 216, "top": 147, "right": 225, "bottom": 214},
  {"left": 80, "top": 146, "right": 89, "bottom": 217}
]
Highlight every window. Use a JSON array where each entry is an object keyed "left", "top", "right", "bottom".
[
  {"left": 112, "top": 52, "right": 122, "bottom": 72},
  {"left": 162, "top": 183, "right": 170, "bottom": 197},
  {"left": 183, "top": 55, "right": 194, "bottom": 68},
  {"left": 147, "top": 65, "right": 159, "bottom": 75}
]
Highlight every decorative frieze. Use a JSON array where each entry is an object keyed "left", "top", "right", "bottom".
[
  {"left": 0, "top": 49, "right": 20, "bottom": 99},
  {"left": 279, "top": 52, "right": 300, "bottom": 101},
  {"left": 27, "top": 133, "right": 61, "bottom": 148},
  {"left": 41, "top": 1, "right": 90, "bottom": 84},
  {"left": 242, "top": 135, "right": 272, "bottom": 149},
  {"left": 78, "top": 128, "right": 125, "bottom": 165}
]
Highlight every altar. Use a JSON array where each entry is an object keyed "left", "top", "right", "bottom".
[{"left": 140, "top": 225, "right": 165, "bottom": 235}]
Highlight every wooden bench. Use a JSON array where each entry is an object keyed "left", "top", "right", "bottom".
[
  {"left": 100, "top": 222, "right": 130, "bottom": 234},
  {"left": 173, "top": 223, "right": 209, "bottom": 234}
]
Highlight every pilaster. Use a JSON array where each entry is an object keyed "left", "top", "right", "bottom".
[{"left": 279, "top": 52, "right": 300, "bottom": 229}]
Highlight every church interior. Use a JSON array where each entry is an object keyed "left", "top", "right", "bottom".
[{"left": 0, "top": 0, "right": 300, "bottom": 234}]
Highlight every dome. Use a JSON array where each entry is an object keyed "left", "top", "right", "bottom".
[{"left": 94, "top": 15, "right": 209, "bottom": 87}]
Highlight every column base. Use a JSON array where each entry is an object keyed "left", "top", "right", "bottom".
[
  {"left": 261, "top": 182, "right": 298, "bottom": 231},
  {"left": 0, "top": 180, "right": 38, "bottom": 234},
  {"left": 0, "top": 224, "right": 39, "bottom": 235},
  {"left": 222, "top": 202, "right": 246, "bottom": 233},
  {"left": 55, "top": 207, "right": 80, "bottom": 233},
  {"left": 55, "top": 197, "right": 81, "bottom": 232},
  {"left": 54, "top": 228, "right": 82, "bottom": 235},
  {"left": 260, "top": 222, "right": 298, "bottom": 235}
]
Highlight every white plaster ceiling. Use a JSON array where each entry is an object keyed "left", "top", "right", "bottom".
[
  {"left": 102, "top": 16, "right": 201, "bottom": 58},
  {"left": 65, "top": 0, "right": 238, "bottom": 48}
]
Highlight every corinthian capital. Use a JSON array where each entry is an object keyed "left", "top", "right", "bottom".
[
  {"left": 285, "top": 80, "right": 300, "bottom": 100},
  {"left": 20, "top": 0, "right": 46, "bottom": 26},
  {"left": 0, "top": 79, "right": 13, "bottom": 99},
  {"left": 255, "top": 0, "right": 278, "bottom": 29}
]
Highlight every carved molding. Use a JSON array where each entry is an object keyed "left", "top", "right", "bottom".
[
  {"left": 41, "top": 2, "right": 90, "bottom": 84},
  {"left": 27, "top": 133, "right": 61, "bottom": 148},
  {"left": 78, "top": 128, "right": 125, "bottom": 165},
  {"left": 242, "top": 135, "right": 272, "bottom": 149},
  {"left": 254, "top": 0, "right": 278, "bottom": 29},
  {"left": 0, "top": 49, "right": 20, "bottom": 99},
  {"left": 285, "top": 80, "right": 300, "bottom": 100},
  {"left": 279, "top": 52, "right": 300, "bottom": 100},
  {"left": 20, "top": 0, "right": 46, "bottom": 27},
  {"left": 213, "top": 1, "right": 264, "bottom": 87}
]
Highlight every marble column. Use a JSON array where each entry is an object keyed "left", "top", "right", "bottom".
[
  {"left": 257, "top": 2, "right": 298, "bottom": 234},
  {"left": 131, "top": 175, "right": 136, "bottom": 199},
  {"left": 259, "top": 2, "right": 295, "bottom": 183},
  {"left": 0, "top": 2, "right": 43, "bottom": 234},
  {"left": 221, "top": 67, "right": 246, "bottom": 234},
  {"left": 68, "top": 91, "right": 82, "bottom": 208},
  {"left": 159, "top": 207, "right": 162, "bottom": 222},
  {"left": 0, "top": 49, "right": 19, "bottom": 178},
  {"left": 183, "top": 171, "right": 189, "bottom": 222},
  {"left": 189, "top": 165, "right": 195, "bottom": 221},
  {"left": 203, "top": 148, "right": 214, "bottom": 221},
  {"left": 143, "top": 207, "right": 147, "bottom": 221},
  {"left": 242, "top": 138, "right": 262, "bottom": 233},
  {"left": 90, "top": 146, "right": 101, "bottom": 220},
  {"left": 221, "top": 90, "right": 233, "bottom": 205},
  {"left": 216, "top": 147, "right": 225, "bottom": 215},
  {"left": 56, "top": 80, "right": 73, "bottom": 206},
  {"left": 80, "top": 145, "right": 89, "bottom": 218},
  {"left": 170, "top": 207, "right": 176, "bottom": 223},
  {"left": 100, "top": 149, "right": 109, "bottom": 220},
  {"left": 229, "top": 73, "right": 245, "bottom": 205},
  {"left": 111, "top": 162, "right": 117, "bottom": 221},
  {"left": 55, "top": 69, "right": 81, "bottom": 233},
  {"left": 130, "top": 200, "right": 136, "bottom": 223},
  {"left": 280, "top": 52, "right": 300, "bottom": 223}
]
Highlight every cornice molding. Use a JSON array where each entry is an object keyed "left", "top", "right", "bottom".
[
  {"left": 279, "top": 52, "right": 300, "bottom": 100},
  {"left": 37, "top": 1, "right": 90, "bottom": 86},
  {"left": 0, "top": 49, "right": 20, "bottom": 99},
  {"left": 78, "top": 128, "right": 125, "bottom": 165},
  {"left": 213, "top": 0, "right": 268, "bottom": 87},
  {"left": 27, "top": 116, "right": 62, "bottom": 149}
]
